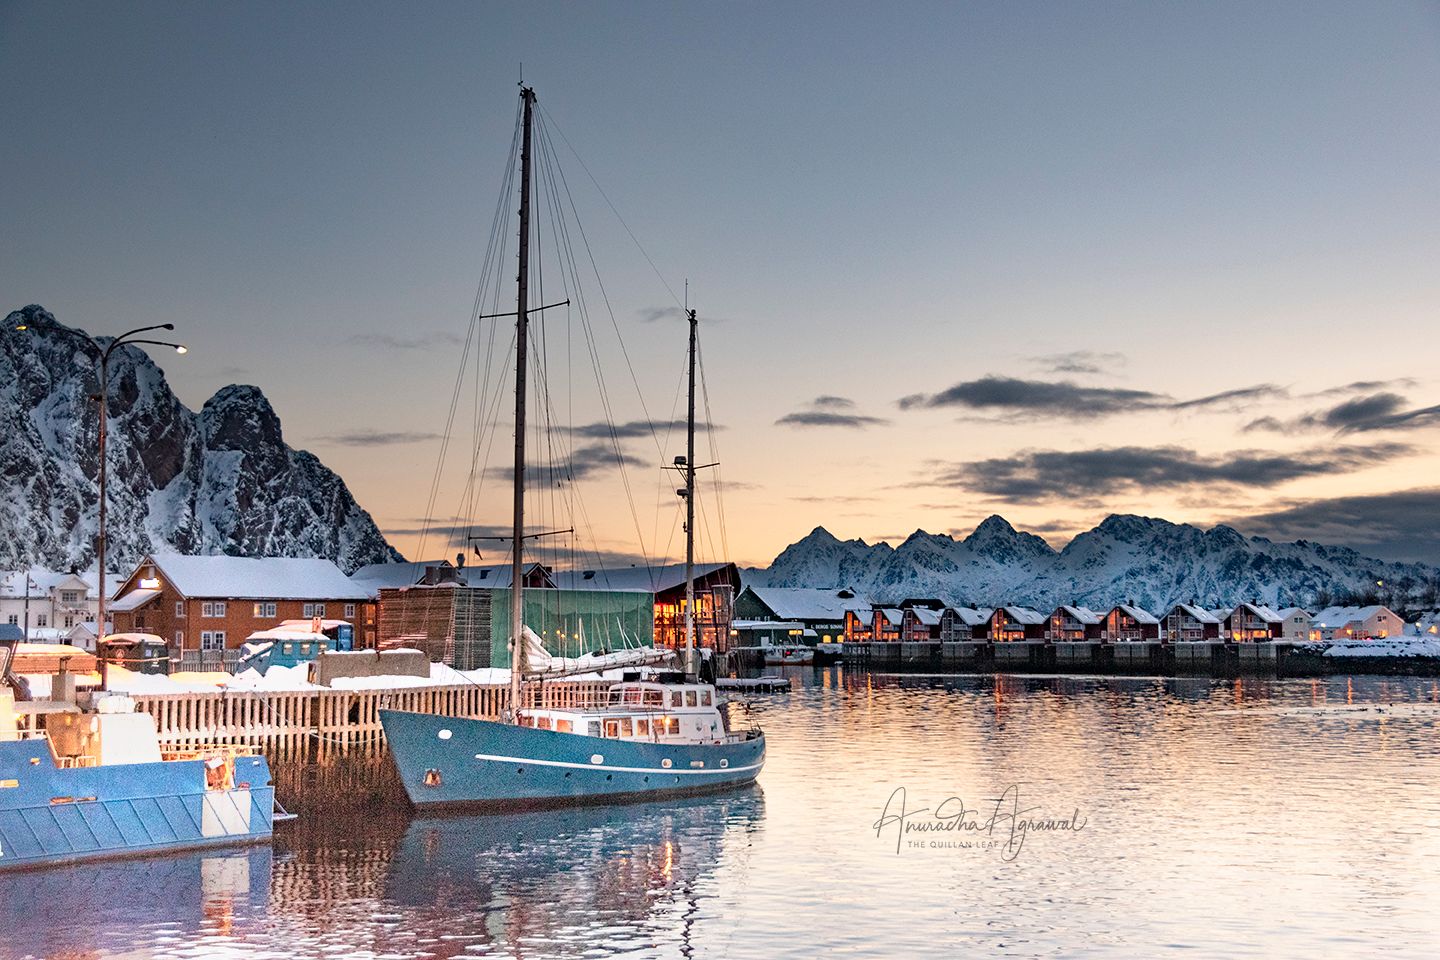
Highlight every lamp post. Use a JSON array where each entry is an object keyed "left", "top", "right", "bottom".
[{"left": 14, "top": 319, "right": 188, "bottom": 690}]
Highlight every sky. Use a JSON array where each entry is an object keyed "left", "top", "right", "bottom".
[{"left": 3, "top": 1, "right": 1440, "bottom": 567}]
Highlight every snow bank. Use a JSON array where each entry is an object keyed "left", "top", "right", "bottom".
[{"left": 1324, "top": 638, "right": 1440, "bottom": 658}]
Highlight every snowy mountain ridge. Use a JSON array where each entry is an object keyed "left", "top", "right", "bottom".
[
  {"left": 747, "top": 514, "right": 1440, "bottom": 611},
  {"left": 1, "top": 305, "right": 402, "bottom": 574}
]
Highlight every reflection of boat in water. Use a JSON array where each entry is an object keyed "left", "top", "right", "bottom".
[
  {"left": 383, "top": 789, "right": 764, "bottom": 952},
  {"left": 0, "top": 843, "right": 271, "bottom": 958}
]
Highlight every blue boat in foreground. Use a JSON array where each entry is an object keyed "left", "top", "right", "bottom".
[
  {"left": 1, "top": 638, "right": 275, "bottom": 871},
  {"left": 381, "top": 677, "right": 765, "bottom": 811}
]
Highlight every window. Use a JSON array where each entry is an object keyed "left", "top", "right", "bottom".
[
  {"left": 282, "top": 643, "right": 294, "bottom": 655},
  {"left": 670, "top": 692, "right": 683, "bottom": 707},
  {"left": 302, "top": 603, "right": 314, "bottom": 617},
  {"left": 200, "top": 631, "right": 226, "bottom": 651},
  {"left": 635, "top": 718, "right": 650, "bottom": 737},
  {"left": 202, "top": 601, "right": 225, "bottom": 617},
  {"left": 685, "top": 691, "right": 698, "bottom": 707},
  {"left": 314, "top": 603, "right": 325, "bottom": 617},
  {"left": 619, "top": 718, "right": 633, "bottom": 737},
  {"left": 63, "top": 616, "right": 74, "bottom": 629},
  {"left": 6, "top": 615, "right": 16, "bottom": 626},
  {"left": 556, "top": 719, "right": 573, "bottom": 733},
  {"left": 60, "top": 590, "right": 81, "bottom": 603},
  {"left": 176, "top": 601, "right": 186, "bottom": 618},
  {"left": 535, "top": 715, "right": 552, "bottom": 730},
  {"left": 604, "top": 720, "right": 620, "bottom": 738},
  {"left": 175, "top": 631, "right": 185, "bottom": 647},
  {"left": 36, "top": 615, "right": 47, "bottom": 628},
  {"left": 700, "top": 690, "right": 712, "bottom": 706},
  {"left": 253, "top": 602, "right": 277, "bottom": 618},
  {"left": 344, "top": 604, "right": 356, "bottom": 619},
  {"left": 667, "top": 717, "right": 681, "bottom": 735},
  {"left": 586, "top": 721, "right": 601, "bottom": 737}
]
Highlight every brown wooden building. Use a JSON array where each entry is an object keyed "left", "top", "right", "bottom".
[
  {"left": 1103, "top": 604, "right": 1161, "bottom": 642},
  {"left": 109, "top": 555, "right": 372, "bottom": 659}
]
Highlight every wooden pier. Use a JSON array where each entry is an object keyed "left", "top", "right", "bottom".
[
  {"left": 835, "top": 640, "right": 1350, "bottom": 677},
  {"left": 128, "top": 679, "right": 610, "bottom": 750}
]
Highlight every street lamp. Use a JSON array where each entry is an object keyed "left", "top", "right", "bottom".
[{"left": 14, "top": 320, "right": 188, "bottom": 690}]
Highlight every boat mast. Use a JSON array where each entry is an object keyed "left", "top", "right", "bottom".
[
  {"left": 683, "top": 307, "right": 697, "bottom": 664},
  {"left": 510, "top": 86, "right": 536, "bottom": 720}
]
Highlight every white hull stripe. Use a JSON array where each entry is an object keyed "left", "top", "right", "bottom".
[{"left": 467, "top": 752, "right": 764, "bottom": 776}]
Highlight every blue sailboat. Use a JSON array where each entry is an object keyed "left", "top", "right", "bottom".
[
  {"left": 0, "top": 639, "right": 274, "bottom": 871},
  {"left": 379, "top": 86, "right": 764, "bottom": 812}
]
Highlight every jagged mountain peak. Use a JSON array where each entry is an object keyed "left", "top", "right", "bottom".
[
  {"left": 1, "top": 305, "right": 401, "bottom": 574},
  {"left": 759, "top": 514, "right": 1440, "bottom": 610}
]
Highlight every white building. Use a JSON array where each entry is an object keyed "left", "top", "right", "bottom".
[
  {"left": 1310, "top": 605, "right": 1404, "bottom": 642},
  {"left": 1275, "top": 607, "right": 1315, "bottom": 641},
  {"left": 0, "top": 569, "right": 120, "bottom": 649}
]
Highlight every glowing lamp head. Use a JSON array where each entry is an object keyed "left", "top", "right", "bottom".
[
  {"left": 175, "top": 345, "right": 188, "bottom": 355},
  {"left": 15, "top": 324, "right": 27, "bottom": 331}
]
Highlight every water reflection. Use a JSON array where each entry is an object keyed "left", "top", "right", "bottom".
[
  {"left": 0, "top": 845, "right": 271, "bottom": 960},
  {"left": 384, "top": 791, "right": 766, "bottom": 958}
]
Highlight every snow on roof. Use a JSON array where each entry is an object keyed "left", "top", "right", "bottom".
[
  {"left": 110, "top": 587, "right": 160, "bottom": 611},
  {"left": 349, "top": 559, "right": 452, "bottom": 594},
  {"left": 909, "top": 607, "right": 941, "bottom": 626},
  {"left": 1276, "top": 607, "right": 1311, "bottom": 619},
  {"left": 944, "top": 607, "right": 991, "bottom": 626},
  {"left": 742, "top": 586, "right": 865, "bottom": 621},
  {"left": 879, "top": 608, "right": 904, "bottom": 626},
  {"left": 733, "top": 619, "right": 806, "bottom": 630},
  {"left": 1055, "top": 605, "right": 1103, "bottom": 624},
  {"left": 1170, "top": 603, "right": 1220, "bottom": 624},
  {"left": 1310, "top": 605, "right": 1397, "bottom": 627},
  {"left": 1112, "top": 604, "right": 1160, "bottom": 624},
  {"left": 551, "top": 562, "right": 733, "bottom": 594},
  {"left": 142, "top": 554, "right": 370, "bottom": 600},
  {"left": 1226, "top": 602, "right": 1283, "bottom": 623},
  {"left": 999, "top": 606, "right": 1046, "bottom": 625}
]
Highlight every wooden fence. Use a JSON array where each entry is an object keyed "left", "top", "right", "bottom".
[{"left": 130, "top": 680, "right": 612, "bottom": 750}]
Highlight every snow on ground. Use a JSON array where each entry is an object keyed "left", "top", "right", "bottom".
[{"left": 1324, "top": 638, "right": 1440, "bottom": 658}]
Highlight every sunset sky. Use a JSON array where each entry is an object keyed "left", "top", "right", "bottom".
[{"left": 4, "top": 1, "right": 1439, "bottom": 566}]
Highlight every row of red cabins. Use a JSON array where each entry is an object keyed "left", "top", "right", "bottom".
[{"left": 843, "top": 601, "right": 1287, "bottom": 644}]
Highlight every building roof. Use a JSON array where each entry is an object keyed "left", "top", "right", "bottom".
[
  {"left": 0, "top": 623, "right": 22, "bottom": 642},
  {"left": 733, "top": 619, "right": 806, "bottom": 631},
  {"left": 1276, "top": 607, "right": 1311, "bottom": 620},
  {"left": 908, "top": 607, "right": 942, "bottom": 626},
  {"left": 1111, "top": 604, "right": 1160, "bottom": 624},
  {"left": 997, "top": 606, "right": 1047, "bottom": 625},
  {"left": 878, "top": 608, "right": 904, "bottom": 626},
  {"left": 349, "top": 559, "right": 452, "bottom": 594},
  {"left": 1226, "top": 602, "right": 1283, "bottom": 623},
  {"left": 1054, "top": 605, "right": 1103, "bottom": 625},
  {"left": 110, "top": 588, "right": 160, "bottom": 612},
  {"left": 740, "top": 585, "right": 865, "bottom": 621},
  {"left": 944, "top": 607, "right": 991, "bottom": 626},
  {"left": 551, "top": 562, "right": 735, "bottom": 594},
  {"left": 136, "top": 555, "right": 370, "bottom": 601},
  {"left": 1169, "top": 603, "right": 1220, "bottom": 624},
  {"left": 1311, "top": 605, "right": 1397, "bottom": 627}
]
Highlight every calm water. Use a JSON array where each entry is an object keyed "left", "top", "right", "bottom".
[{"left": 5, "top": 670, "right": 1440, "bottom": 959}]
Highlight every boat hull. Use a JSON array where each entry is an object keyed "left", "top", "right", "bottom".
[
  {"left": 0, "top": 740, "right": 274, "bottom": 872},
  {"left": 380, "top": 709, "right": 765, "bottom": 812}
]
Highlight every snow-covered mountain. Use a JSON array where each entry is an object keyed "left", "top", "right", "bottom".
[
  {"left": 748, "top": 514, "right": 1440, "bottom": 611},
  {"left": 1, "top": 305, "right": 402, "bottom": 574}
]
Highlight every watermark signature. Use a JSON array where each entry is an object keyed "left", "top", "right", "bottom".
[{"left": 872, "top": 785, "right": 1086, "bottom": 860}]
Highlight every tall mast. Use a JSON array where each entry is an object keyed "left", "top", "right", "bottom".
[
  {"left": 510, "top": 86, "right": 536, "bottom": 720},
  {"left": 684, "top": 308, "right": 697, "bottom": 660}
]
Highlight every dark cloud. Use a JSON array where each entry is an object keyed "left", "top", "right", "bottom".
[
  {"left": 1168, "top": 384, "right": 1288, "bottom": 410},
  {"left": 898, "top": 376, "right": 1286, "bottom": 420},
  {"left": 1029, "top": 351, "right": 1127, "bottom": 375},
  {"left": 569, "top": 419, "right": 721, "bottom": 440},
  {"left": 1223, "top": 488, "right": 1440, "bottom": 563},
  {"left": 313, "top": 430, "right": 443, "bottom": 446},
  {"left": 775, "top": 410, "right": 890, "bottom": 429},
  {"left": 348, "top": 331, "right": 463, "bottom": 350},
  {"left": 776, "top": 396, "right": 889, "bottom": 429},
  {"left": 484, "top": 443, "right": 645, "bottom": 484},
  {"left": 1302, "top": 378, "right": 1419, "bottom": 398},
  {"left": 929, "top": 443, "right": 1413, "bottom": 501},
  {"left": 1245, "top": 392, "right": 1440, "bottom": 434}
]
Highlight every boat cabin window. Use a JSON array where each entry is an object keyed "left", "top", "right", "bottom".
[
  {"left": 635, "top": 718, "right": 649, "bottom": 736},
  {"left": 556, "top": 719, "right": 573, "bottom": 734},
  {"left": 536, "top": 715, "right": 552, "bottom": 730},
  {"left": 619, "top": 718, "right": 633, "bottom": 737},
  {"left": 670, "top": 691, "right": 683, "bottom": 707},
  {"left": 282, "top": 643, "right": 294, "bottom": 654},
  {"left": 666, "top": 717, "right": 681, "bottom": 735},
  {"left": 300, "top": 643, "right": 312, "bottom": 655},
  {"left": 587, "top": 721, "right": 601, "bottom": 737},
  {"left": 685, "top": 691, "right": 698, "bottom": 707},
  {"left": 604, "top": 719, "right": 621, "bottom": 738},
  {"left": 700, "top": 690, "right": 712, "bottom": 706},
  {"left": 645, "top": 690, "right": 663, "bottom": 706}
]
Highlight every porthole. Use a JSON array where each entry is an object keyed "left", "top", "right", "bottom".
[
  {"left": 437, "top": 729, "right": 453, "bottom": 740},
  {"left": 661, "top": 758, "right": 673, "bottom": 769},
  {"left": 590, "top": 754, "right": 604, "bottom": 765},
  {"left": 720, "top": 759, "right": 729, "bottom": 768}
]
